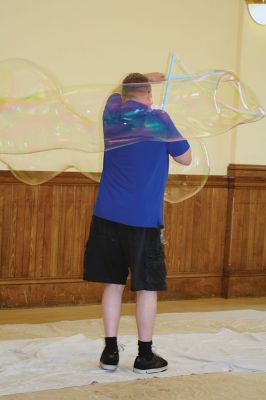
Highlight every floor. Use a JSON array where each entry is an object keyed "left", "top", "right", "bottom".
[
  {"left": 1, "top": 297, "right": 266, "bottom": 400},
  {"left": 2, "top": 296, "right": 266, "bottom": 324}
]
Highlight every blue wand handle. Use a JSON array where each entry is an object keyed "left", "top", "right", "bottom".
[{"left": 162, "top": 53, "right": 176, "bottom": 111}]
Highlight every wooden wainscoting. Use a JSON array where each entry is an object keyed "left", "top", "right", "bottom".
[
  {"left": 0, "top": 165, "right": 265, "bottom": 308},
  {"left": 222, "top": 165, "right": 266, "bottom": 297}
]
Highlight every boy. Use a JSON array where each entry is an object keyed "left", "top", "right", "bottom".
[{"left": 84, "top": 72, "right": 191, "bottom": 373}]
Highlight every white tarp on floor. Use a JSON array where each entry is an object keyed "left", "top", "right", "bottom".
[{"left": 0, "top": 310, "right": 266, "bottom": 396}]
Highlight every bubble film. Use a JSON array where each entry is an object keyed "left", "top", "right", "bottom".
[
  {"left": 0, "top": 58, "right": 264, "bottom": 202},
  {"left": 164, "top": 139, "right": 209, "bottom": 203}
]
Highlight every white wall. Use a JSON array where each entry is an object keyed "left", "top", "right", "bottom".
[{"left": 233, "top": 1, "right": 266, "bottom": 165}]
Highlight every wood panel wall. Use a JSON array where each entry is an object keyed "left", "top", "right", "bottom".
[
  {"left": 223, "top": 165, "right": 266, "bottom": 297},
  {"left": 0, "top": 164, "right": 265, "bottom": 308}
]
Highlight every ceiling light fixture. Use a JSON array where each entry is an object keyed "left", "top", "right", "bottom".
[{"left": 246, "top": 0, "right": 266, "bottom": 25}]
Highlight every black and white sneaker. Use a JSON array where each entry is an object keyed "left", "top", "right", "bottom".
[
  {"left": 99, "top": 348, "right": 119, "bottom": 371},
  {"left": 133, "top": 353, "right": 168, "bottom": 374}
]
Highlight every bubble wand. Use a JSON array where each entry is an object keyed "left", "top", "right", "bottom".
[
  {"left": 162, "top": 53, "right": 195, "bottom": 110},
  {"left": 162, "top": 52, "right": 176, "bottom": 111}
]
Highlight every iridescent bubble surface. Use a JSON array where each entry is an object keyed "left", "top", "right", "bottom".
[{"left": 0, "top": 58, "right": 264, "bottom": 202}]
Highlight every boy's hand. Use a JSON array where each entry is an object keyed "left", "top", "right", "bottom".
[{"left": 144, "top": 72, "right": 166, "bottom": 83}]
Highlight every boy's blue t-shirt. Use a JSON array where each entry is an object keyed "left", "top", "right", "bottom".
[{"left": 94, "top": 94, "right": 190, "bottom": 228}]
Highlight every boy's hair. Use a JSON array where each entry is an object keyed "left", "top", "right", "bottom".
[{"left": 122, "top": 73, "right": 151, "bottom": 99}]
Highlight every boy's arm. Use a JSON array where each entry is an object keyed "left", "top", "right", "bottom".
[
  {"left": 173, "top": 148, "right": 192, "bottom": 165},
  {"left": 144, "top": 72, "right": 165, "bottom": 82},
  {"left": 163, "top": 117, "right": 192, "bottom": 165}
]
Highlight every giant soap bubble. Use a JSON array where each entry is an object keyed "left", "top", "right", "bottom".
[{"left": 0, "top": 58, "right": 264, "bottom": 202}]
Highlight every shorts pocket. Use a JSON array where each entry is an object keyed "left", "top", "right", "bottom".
[{"left": 144, "top": 235, "right": 166, "bottom": 288}]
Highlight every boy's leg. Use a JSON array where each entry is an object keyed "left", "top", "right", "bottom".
[
  {"left": 83, "top": 217, "right": 127, "bottom": 370},
  {"left": 100, "top": 283, "right": 125, "bottom": 371},
  {"left": 102, "top": 283, "right": 125, "bottom": 336},
  {"left": 134, "top": 290, "right": 168, "bottom": 374},
  {"left": 136, "top": 290, "right": 157, "bottom": 341}
]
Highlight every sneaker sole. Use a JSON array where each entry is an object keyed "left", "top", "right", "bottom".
[
  {"left": 133, "top": 365, "right": 168, "bottom": 374},
  {"left": 99, "top": 362, "right": 118, "bottom": 371}
]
